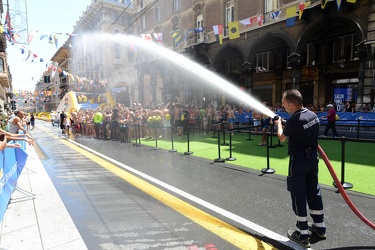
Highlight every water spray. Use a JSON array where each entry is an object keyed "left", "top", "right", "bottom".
[
  {"left": 75, "top": 33, "right": 375, "bottom": 231},
  {"left": 74, "top": 33, "right": 275, "bottom": 118}
]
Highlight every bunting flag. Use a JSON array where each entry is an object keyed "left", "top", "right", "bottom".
[
  {"left": 20, "top": 47, "right": 25, "bottom": 54},
  {"left": 194, "top": 27, "right": 205, "bottom": 33},
  {"left": 270, "top": 10, "right": 281, "bottom": 20},
  {"left": 40, "top": 33, "right": 49, "bottom": 40},
  {"left": 251, "top": 15, "right": 264, "bottom": 26},
  {"left": 25, "top": 50, "right": 31, "bottom": 61},
  {"left": 286, "top": 6, "right": 297, "bottom": 27},
  {"left": 336, "top": 0, "right": 342, "bottom": 10},
  {"left": 171, "top": 31, "right": 182, "bottom": 44},
  {"left": 27, "top": 30, "right": 37, "bottom": 43},
  {"left": 321, "top": 0, "right": 328, "bottom": 9},
  {"left": 54, "top": 33, "right": 59, "bottom": 48},
  {"left": 347, "top": 0, "right": 356, "bottom": 2},
  {"left": 212, "top": 24, "right": 223, "bottom": 45},
  {"left": 228, "top": 21, "right": 240, "bottom": 40},
  {"left": 299, "top": 2, "right": 310, "bottom": 19},
  {"left": 31, "top": 54, "right": 37, "bottom": 63},
  {"left": 50, "top": 62, "right": 59, "bottom": 79},
  {"left": 239, "top": 18, "right": 251, "bottom": 26},
  {"left": 153, "top": 33, "right": 163, "bottom": 46},
  {"left": 141, "top": 33, "right": 152, "bottom": 41}
]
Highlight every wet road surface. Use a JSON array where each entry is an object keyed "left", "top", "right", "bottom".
[{"left": 31, "top": 121, "right": 375, "bottom": 249}]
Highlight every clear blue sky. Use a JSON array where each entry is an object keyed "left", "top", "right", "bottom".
[{"left": 5, "top": 0, "right": 92, "bottom": 91}]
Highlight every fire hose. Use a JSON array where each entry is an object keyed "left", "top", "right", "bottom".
[{"left": 318, "top": 144, "right": 375, "bottom": 230}]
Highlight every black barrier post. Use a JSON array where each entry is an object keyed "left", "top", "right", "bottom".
[
  {"left": 356, "top": 120, "right": 360, "bottom": 140},
  {"left": 153, "top": 125, "right": 160, "bottom": 150},
  {"left": 226, "top": 132, "right": 236, "bottom": 161},
  {"left": 214, "top": 129, "right": 225, "bottom": 162},
  {"left": 333, "top": 137, "right": 353, "bottom": 189},
  {"left": 184, "top": 126, "right": 193, "bottom": 155},
  {"left": 261, "top": 133, "right": 276, "bottom": 174},
  {"left": 221, "top": 123, "right": 228, "bottom": 146},
  {"left": 269, "top": 124, "right": 276, "bottom": 148},
  {"left": 136, "top": 124, "right": 143, "bottom": 147},
  {"left": 246, "top": 117, "right": 253, "bottom": 141},
  {"left": 133, "top": 124, "right": 138, "bottom": 146},
  {"left": 169, "top": 126, "right": 177, "bottom": 152},
  {"left": 236, "top": 117, "right": 240, "bottom": 132}
]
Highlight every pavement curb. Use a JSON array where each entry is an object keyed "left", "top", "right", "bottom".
[{"left": 0, "top": 143, "right": 87, "bottom": 250}]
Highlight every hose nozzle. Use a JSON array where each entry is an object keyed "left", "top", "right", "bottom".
[{"left": 274, "top": 115, "right": 286, "bottom": 125}]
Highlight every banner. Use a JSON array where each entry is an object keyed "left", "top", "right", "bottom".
[
  {"left": 0, "top": 141, "right": 28, "bottom": 222},
  {"left": 234, "top": 111, "right": 375, "bottom": 126}
]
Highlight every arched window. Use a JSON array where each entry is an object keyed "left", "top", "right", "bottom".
[{"left": 0, "top": 58, "right": 4, "bottom": 71}]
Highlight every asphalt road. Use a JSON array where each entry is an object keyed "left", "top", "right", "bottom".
[{"left": 32, "top": 121, "right": 375, "bottom": 249}]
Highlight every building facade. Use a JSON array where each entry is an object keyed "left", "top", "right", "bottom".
[
  {"left": 0, "top": 0, "right": 13, "bottom": 113},
  {"left": 45, "top": 0, "right": 375, "bottom": 110}
]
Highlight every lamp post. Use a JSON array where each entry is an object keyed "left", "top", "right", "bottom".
[
  {"left": 242, "top": 61, "right": 253, "bottom": 90},
  {"left": 287, "top": 52, "right": 302, "bottom": 89}
]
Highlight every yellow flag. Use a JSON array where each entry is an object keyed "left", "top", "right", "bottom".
[
  {"left": 286, "top": 6, "right": 297, "bottom": 18},
  {"left": 228, "top": 21, "right": 240, "bottom": 40},
  {"left": 347, "top": 0, "right": 356, "bottom": 3},
  {"left": 321, "top": 0, "right": 328, "bottom": 9}
]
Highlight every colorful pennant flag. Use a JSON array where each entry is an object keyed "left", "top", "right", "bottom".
[
  {"left": 27, "top": 30, "right": 37, "bottom": 43},
  {"left": 153, "top": 33, "right": 163, "bottom": 46},
  {"left": 172, "top": 31, "right": 182, "bottom": 45},
  {"left": 299, "top": 2, "right": 310, "bottom": 19},
  {"left": 141, "top": 34, "right": 152, "bottom": 41},
  {"left": 336, "top": 0, "right": 342, "bottom": 10},
  {"left": 228, "top": 21, "right": 240, "bottom": 40},
  {"left": 270, "top": 10, "right": 281, "bottom": 20},
  {"left": 239, "top": 18, "right": 251, "bottom": 26},
  {"left": 212, "top": 24, "right": 223, "bottom": 45},
  {"left": 321, "top": 0, "right": 328, "bottom": 9},
  {"left": 286, "top": 6, "right": 297, "bottom": 27}
]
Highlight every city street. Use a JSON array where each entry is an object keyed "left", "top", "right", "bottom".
[{"left": 27, "top": 120, "right": 375, "bottom": 249}]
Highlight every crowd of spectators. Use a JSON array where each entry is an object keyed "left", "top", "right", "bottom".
[{"left": 53, "top": 100, "right": 375, "bottom": 142}]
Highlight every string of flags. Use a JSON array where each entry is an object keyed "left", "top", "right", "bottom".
[{"left": 211, "top": 0, "right": 357, "bottom": 44}]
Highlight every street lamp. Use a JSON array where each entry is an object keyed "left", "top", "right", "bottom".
[
  {"left": 287, "top": 53, "right": 302, "bottom": 88},
  {"left": 242, "top": 61, "right": 253, "bottom": 89}
]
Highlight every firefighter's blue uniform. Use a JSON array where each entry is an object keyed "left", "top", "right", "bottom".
[{"left": 283, "top": 108, "right": 326, "bottom": 239}]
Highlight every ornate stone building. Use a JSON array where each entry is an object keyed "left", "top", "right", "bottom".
[
  {"left": 0, "top": 0, "right": 12, "bottom": 112},
  {"left": 48, "top": 0, "right": 375, "bottom": 110}
]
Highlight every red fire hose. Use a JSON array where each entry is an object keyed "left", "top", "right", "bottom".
[{"left": 318, "top": 144, "right": 375, "bottom": 230}]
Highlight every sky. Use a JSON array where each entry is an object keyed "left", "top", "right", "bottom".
[{"left": 5, "top": 0, "right": 92, "bottom": 91}]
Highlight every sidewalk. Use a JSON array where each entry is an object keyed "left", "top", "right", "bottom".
[{"left": 0, "top": 143, "right": 87, "bottom": 250}]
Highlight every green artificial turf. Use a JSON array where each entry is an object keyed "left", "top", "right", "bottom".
[{"left": 140, "top": 131, "right": 375, "bottom": 197}]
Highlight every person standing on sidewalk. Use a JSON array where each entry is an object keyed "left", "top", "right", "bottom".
[
  {"left": 275, "top": 89, "right": 326, "bottom": 248},
  {"left": 322, "top": 104, "right": 339, "bottom": 137}
]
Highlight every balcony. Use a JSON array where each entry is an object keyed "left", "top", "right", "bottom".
[{"left": 0, "top": 71, "right": 9, "bottom": 87}]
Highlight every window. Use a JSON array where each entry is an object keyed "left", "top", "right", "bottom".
[
  {"left": 224, "top": 58, "right": 241, "bottom": 75},
  {"left": 124, "top": 0, "right": 133, "bottom": 6},
  {"left": 140, "top": 0, "right": 144, "bottom": 9},
  {"left": 155, "top": 6, "right": 161, "bottom": 22},
  {"left": 256, "top": 52, "right": 272, "bottom": 72},
  {"left": 174, "top": 0, "right": 180, "bottom": 12},
  {"left": 333, "top": 34, "right": 358, "bottom": 62},
  {"left": 306, "top": 43, "right": 316, "bottom": 65},
  {"left": 265, "top": 0, "right": 278, "bottom": 13},
  {"left": 225, "top": 1, "right": 234, "bottom": 36},
  {"left": 196, "top": 14, "right": 203, "bottom": 41},
  {"left": 0, "top": 58, "right": 4, "bottom": 71},
  {"left": 141, "top": 16, "right": 145, "bottom": 30}
]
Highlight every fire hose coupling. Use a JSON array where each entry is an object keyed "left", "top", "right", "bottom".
[{"left": 273, "top": 115, "right": 286, "bottom": 125}]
